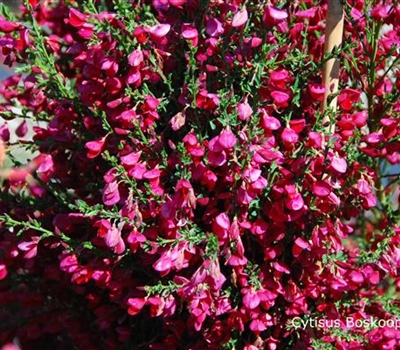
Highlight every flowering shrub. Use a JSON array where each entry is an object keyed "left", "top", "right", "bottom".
[{"left": 0, "top": 0, "right": 399, "bottom": 349}]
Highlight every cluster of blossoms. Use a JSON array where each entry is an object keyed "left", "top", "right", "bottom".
[{"left": 0, "top": 0, "right": 399, "bottom": 349}]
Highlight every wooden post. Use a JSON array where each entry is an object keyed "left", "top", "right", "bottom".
[{"left": 321, "top": 0, "right": 344, "bottom": 129}]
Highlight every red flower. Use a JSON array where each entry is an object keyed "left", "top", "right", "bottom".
[
  {"left": 338, "top": 88, "right": 360, "bottom": 111},
  {"left": 308, "top": 83, "right": 326, "bottom": 101}
]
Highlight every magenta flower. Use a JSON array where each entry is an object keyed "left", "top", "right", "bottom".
[
  {"left": 68, "top": 8, "right": 88, "bottom": 28},
  {"left": 281, "top": 127, "right": 298, "bottom": 143},
  {"left": 271, "top": 91, "right": 290, "bottom": 108},
  {"left": 0, "top": 16, "right": 20, "bottom": 33},
  {"left": 330, "top": 156, "right": 347, "bottom": 174},
  {"left": 36, "top": 154, "right": 54, "bottom": 182},
  {"left": 261, "top": 114, "right": 281, "bottom": 131},
  {"left": 102, "top": 180, "right": 120, "bottom": 206},
  {"left": 85, "top": 136, "right": 106, "bottom": 159},
  {"left": 127, "top": 229, "right": 146, "bottom": 253},
  {"left": 120, "top": 151, "right": 142, "bottom": 167},
  {"left": 182, "top": 24, "right": 199, "bottom": 47},
  {"left": 59, "top": 253, "right": 79, "bottom": 274},
  {"left": 149, "top": 23, "right": 171, "bottom": 38},
  {"left": 270, "top": 69, "right": 289, "bottom": 89},
  {"left": 371, "top": 5, "right": 391, "bottom": 20},
  {"left": 0, "top": 1, "right": 399, "bottom": 348},
  {"left": 243, "top": 290, "right": 260, "bottom": 309},
  {"left": 104, "top": 226, "right": 122, "bottom": 248},
  {"left": 1, "top": 344, "right": 21, "bottom": 350},
  {"left": 127, "top": 298, "right": 146, "bottom": 316},
  {"left": 128, "top": 49, "right": 144, "bottom": 67},
  {"left": 0, "top": 264, "right": 7, "bottom": 280},
  {"left": 218, "top": 129, "right": 236, "bottom": 149},
  {"left": 263, "top": 6, "right": 288, "bottom": 27},
  {"left": 206, "top": 17, "right": 224, "bottom": 37},
  {"left": 312, "top": 180, "right": 332, "bottom": 197}
]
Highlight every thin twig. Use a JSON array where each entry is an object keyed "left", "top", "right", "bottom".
[{"left": 321, "top": 0, "right": 344, "bottom": 133}]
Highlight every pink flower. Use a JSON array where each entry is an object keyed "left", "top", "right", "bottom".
[
  {"left": 153, "top": 250, "right": 173, "bottom": 275},
  {"left": 364, "top": 132, "right": 384, "bottom": 145},
  {"left": 149, "top": 23, "right": 171, "bottom": 38},
  {"left": 105, "top": 226, "right": 122, "bottom": 248},
  {"left": 261, "top": 114, "right": 281, "bottom": 131},
  {"left": 270, "top": 69, "right": 289, "bottom": 89},
  {"left": 208, "top": 150, "right": 227, "bottom": 166},
  {"left": 237, "top": 100, "right": 253, "bottom": 121},
  {"left": 170, "top": 111, "right": 186, "bottom": 131},
  {"left": 295, "top": 7, "right": 318, "bottom": 19},
  {"left": 249, "top": 318, "right": 267, "bottom": 333},
  {"left": 128, "top": 163, "right": 147, "bottom": 179},
  {"left": 196, "top": 90, "right": 219, "bottom": 110},
  {"left": 271, "top": 91, "right": 290, "bottom": 108},
  {"left": 1, "top": 344, "right": 21, "bottom": 350},
  {"left": 281, "top": 128, "right": 298, "bottom": 143},
  {"left": 213, "top": 212, "right": 230, "bottom": 242},
  {"left": 169, "top": 0, "right": 185, "bottom": 7},
  {"left": 243, "top": 290, "right": 260, "bottom": 309},
  {"left": 244, "top": 345, "right": 258, "bottom": 350},
  {"left": 18, "top": 236, "right": 40, "bottom": 259},
  {"left": 127, "top": 230, "right": 146, "bottom": 253},
  {"left": 218, "top": 129, "right": 236, "bottom": 149},
  {"left": 120, "top": 151, "right": 141, "bottom": 167},
  {"left": 0, "top": 123, "right": 10, "bottom": 141},
  {"left": 102, "top": 180, "right": 120, "bottom": 206},
  {"left": 36, "top": 154, "right": 54, "bottom": 182},
  {"left": 85, "top": 137, "right": 106, "bottom": 159},
  {"left": 182, "top": 24, "right": 198, "bottom": 46},
  {"left": 312, "top": 180, "right": 332, "bottom": 197},
  {"left": 215, "top": 213, "right": 230, "bottom": 230},
  {"left": 59, "top": 254, "right": 79, "bottom": 273},
  {"left": 128, "top": 49, "right": 144, "bottom": 67},
  {"left": 285, "top": 192, "right": 304, "bottom": 211},
  {"left": 263, "top": 6, "right": 288, "bottom": 27},
  {"left": 232, "top": 6, "right": 248, "bottom": 28},
  {"left": 78, "top": 23, "right": 94, "bottom": 39},
  {"left": 330, "top": 156, "right": 347, "bottom": 173},
  {"left": 357, "top": 179, "right": 372, "bottom": 195}
]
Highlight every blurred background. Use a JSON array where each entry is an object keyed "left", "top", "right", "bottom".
[
  {"left": 0, "top": 0, "right": 38, "bottom": 164},
  {"left": 0, "top": 1, "right": 18, "bottom": 79},
  {"left": 0, "top": 0, "right": 19, "bottom": 11}
]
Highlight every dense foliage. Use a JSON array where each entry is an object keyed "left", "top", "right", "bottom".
[{"left": 0, "top": 0, "right": 399, "bottom": 349}]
